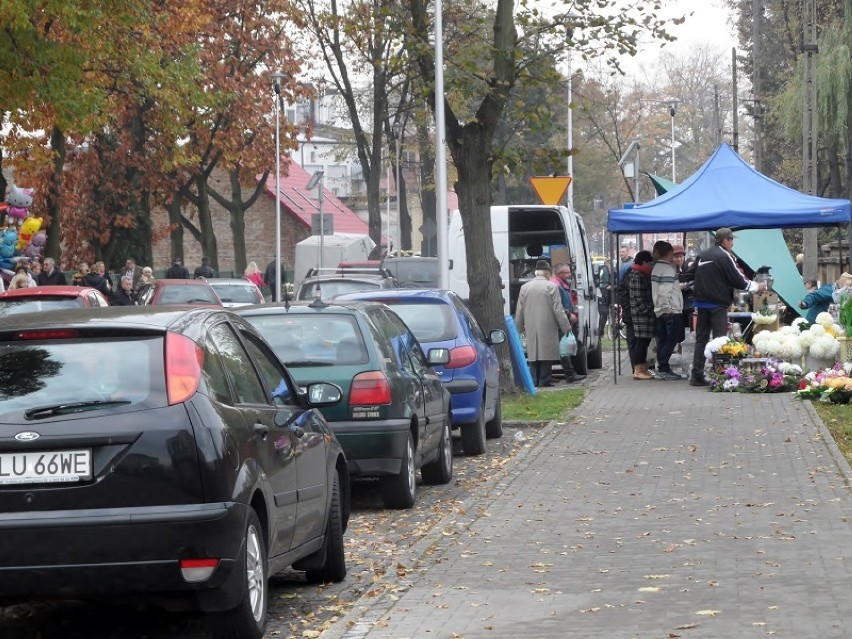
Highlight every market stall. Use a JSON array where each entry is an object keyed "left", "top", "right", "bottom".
[{"left": 606, "top": 142, "right": 852, "bottom": 383}]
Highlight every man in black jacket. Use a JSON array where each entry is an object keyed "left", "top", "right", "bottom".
[
  {"left": 687, "top": 228, "right": 766, "bottom": 386},
  {"left": 37, "top": 258, "right": 67, "bottom": 286},
  {"left": 193, "top": 256, "right": 216, "bottom": 279},
  {"left": 165, "top": 258, "right": 190, "bottom": 279}
]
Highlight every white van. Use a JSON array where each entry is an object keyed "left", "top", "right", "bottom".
[{"left": 448, "top": 204, "right": 602, "bottom": 373}]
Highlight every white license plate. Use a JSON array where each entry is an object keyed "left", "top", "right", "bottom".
[{"left": 0, "top": 450, "right": 92, "bottom": 485}]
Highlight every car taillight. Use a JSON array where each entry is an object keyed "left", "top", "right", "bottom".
[
  {"left": 445, "top": 345, "right": 477, "bottom": 369},
  {"left": 349, "top": 371, "right": 391, "bottom": 405},
  {"left": 165, "top": 332, "right": 203, "bottom": 405}
]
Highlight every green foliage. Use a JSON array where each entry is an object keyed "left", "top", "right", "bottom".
[
  {"left": 814, "top": 401, "right": 852, "bottom": 463},
  {"left": 839, "top": 293, "right": 852, "bottom": 336}
]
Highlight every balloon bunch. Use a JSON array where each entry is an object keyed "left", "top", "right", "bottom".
[{"left": 0, "top": 185, "right": 47, "bottom": 271}]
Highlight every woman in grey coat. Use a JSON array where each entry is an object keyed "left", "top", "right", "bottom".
[{"left": 515, "top": 260, "right": 571, "bottom": 387}]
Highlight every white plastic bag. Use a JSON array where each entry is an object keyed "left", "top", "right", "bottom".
[{"left": 559, "top": 332, "right": 577, "bottom": 357}]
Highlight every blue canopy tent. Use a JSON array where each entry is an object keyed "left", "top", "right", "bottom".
[
  {"left": 609, "top": 143, "right": 851, "bottom": 309},
  {"left": 605, "top": 143, "right": 852, "bottom": 382}
]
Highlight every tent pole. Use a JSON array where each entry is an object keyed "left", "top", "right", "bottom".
[{"left": 612, "top": 232, "right": 620, "bottom": 384}]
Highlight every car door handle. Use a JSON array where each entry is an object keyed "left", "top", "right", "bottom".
[
  {"left": 253, "top": 423, "right": 269, "bottom": 440},
  {"left": 289, "top": 424, "right": 306, "bottom": 438}
]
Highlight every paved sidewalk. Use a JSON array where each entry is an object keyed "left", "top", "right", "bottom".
[{"left": 323, "top": 355, "right": 852, "bottom": 639}]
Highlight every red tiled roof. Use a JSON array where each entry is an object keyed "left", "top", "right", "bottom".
[{"left": 262, "top": 162, "right": 369, "bottom": 234}]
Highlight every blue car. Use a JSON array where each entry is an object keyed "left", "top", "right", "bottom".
[{"left": 336, "top": 289, "right": 505, "bottom": 455}]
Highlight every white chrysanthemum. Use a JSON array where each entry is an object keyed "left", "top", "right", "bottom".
[
  {"left": 792, "top": 317, "right": 809, "bottom": 330},
  {"left": 833, "top": 324, "right": 844, "bottom": 335},
  {"left": 780, "top": 325, "right": 800, "bottom": 335},
  {"left": 810, "top": 335, "right": 840, "bottom": 359},
  {"left": 785, "top": 337, "right": 804, "bottom": 359},
  {"left": 760, "top": 336, "right": 784, "bottom": 357},
  {"left": 816, "top": 312, "right": 834, "bottom": 326},
  {"left": 804, "top": 371, "right": 818, "bottom": 382},
  {"left": 779, "top": 362, "right": 803, "bottom": 375},
  {"left": 809, "top": 323, "right": 827, "bottom": 336},
  {"left": 752, "top": 332, "right": 774, "bottom": 351}
]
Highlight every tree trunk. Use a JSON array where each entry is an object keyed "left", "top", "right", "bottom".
[
  {"left": 44, "top": 126, "right": 66, "bottom": 263},
  {"left": 227, "top": 170, "right": 247, "bottom": 275},
  {"left": 195, "top": 179, "right": 219, "bottom": 271},
  {"left": 167, "top": 197, "right": 185, "bottom": 262},
  {"left": 417, "top": 122, "right": 436, "bottom": 257}
]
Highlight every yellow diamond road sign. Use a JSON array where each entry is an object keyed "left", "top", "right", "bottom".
[{"left": 529, "top": 176, "right": 572, "bottom": 205}]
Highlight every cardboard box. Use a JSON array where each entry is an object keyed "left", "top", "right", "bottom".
[
  {"left": 549, "top": 247, "right": 571, "bottom": 268},
  {"left": 752, "top": 291, "right": 779, "bottom": 313}
]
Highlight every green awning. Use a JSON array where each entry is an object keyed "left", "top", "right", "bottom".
[{"left": 647, "top": 174, "right": 677, "bottom": 196}]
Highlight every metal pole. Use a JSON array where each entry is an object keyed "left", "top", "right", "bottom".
[
  {"left": 272, "top": 72, "right": 284, "bottom": 303},
  {"left": 567, "top": 52, "right": 574, "bottom": 210},
  {"left": 386, "top": 162, "right": 391, "bottom": 254},
  {"left": 435, "top": 0, "right": 448, "bottom": 289},
  {"left": 318, "top": 174, "right": 325, "bottom": 271},
  {"left": 670, "top": 104, "right": 676, "bottom": 183},
  {"left": 395, "top": 136, "right": 401, "bottom": 254}
]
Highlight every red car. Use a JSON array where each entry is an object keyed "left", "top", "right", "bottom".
[
  {"left": 136, "top": 278, "right": 223, "bottom": 306},
  {"left": 0, "top": 285, "right": 110, "bottom": 316}
]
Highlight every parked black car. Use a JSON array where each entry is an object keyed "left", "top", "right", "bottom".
[{"left": 0, "top": 306, "right": 348, "bottom": 639}]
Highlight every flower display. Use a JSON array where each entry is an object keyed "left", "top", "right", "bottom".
[
  {"left": 752, "top": 312, "right": 778, "bottom": 325},
  {"left": 751, "top": 318, "right": 842, "bottom": 366},
  {"left": 704, "top": 336, "right": 749, "bottom": 360},
  {"left": 796, "top": 363, "right": 852, "bottom": 403},
  {"left": 709, "top": 359, "right": 803, "bottom": 393}
]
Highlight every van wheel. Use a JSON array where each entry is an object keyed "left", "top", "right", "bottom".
[
  {"left": 380, "top": 432, "right": 416, "bottom": 509},
  {"left": 305, "top": 471, "right": 347, "bottom": 584},
  {"left": 587, "top": 343, "right": 603, "bottom": 370},
  {"left": 572, "top": 342, "right": 588, "bottom": 376},
  {"left": 485, "top": 390, "right": 503, "bottom": 439},
  {"left": 209, "top": 511, "right": 267, "bottom": 639},
  {"left": 461, "top": 407, "right": 486, "bottom": 456}
]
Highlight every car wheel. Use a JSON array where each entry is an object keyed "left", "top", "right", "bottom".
[
  {"left": 571, "top": 341, "right": 588, "bottom": 376},
  {"left": 460, "top": 404, "right": 486, "bottom": 456},
  {"left": 485, "top": 390, "right": 503, "bottom": 439},
  {"left": 587, "top": 342, "right": 603, "bottom": 370},
  {"left": 380, "top": 432, "right": 416, "bottom": 509},
  {"left": 421, "top": 414, "right": 453, "bottom": 485},
  {"left": 209, "top": 510, "right": 267, "bottom": 639},
  {"left": 305, "top": 471, "right": 347, "bottom": 584}
]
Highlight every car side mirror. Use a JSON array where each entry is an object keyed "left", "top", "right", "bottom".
[
  {"left": 304, "top": 382, "right": 342, "bottom": 406},
  {"left": 488, "top": 329, "right": 506, "bottom": 345},
  {"left": 427, "top": 348, "right": 450, "bottom": 365}
]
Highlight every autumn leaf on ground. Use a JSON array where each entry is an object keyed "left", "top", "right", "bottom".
[{"left": 696, "top": 609, "right": 721, "bottom": 616}]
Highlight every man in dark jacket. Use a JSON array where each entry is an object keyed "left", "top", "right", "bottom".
[
  {"left": 687, "top": 228, "right": 766, "bottom": 386},
  {"left": 264, "top": 259, "right": 287, "bottom": 301},
  {"left": 37, "top": 257, "right": 67, "bottom": 286},
  {"left": 165, "top": 258, "right": 190, "bottom": 279},
  {"left": 110, "top": 275, "right": 137, "bottom": 306},
  {"left": 193, "top": 256, "right": 216, "bottom": 279}
]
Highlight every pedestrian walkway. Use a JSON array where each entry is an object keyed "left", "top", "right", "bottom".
[{"left": 323, "top": 355, "right": 852, "bottom": 638}]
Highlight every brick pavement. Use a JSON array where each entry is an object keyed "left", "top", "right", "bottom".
[{"left": 322, "top": 348, "right": 852, "bottom": 639}]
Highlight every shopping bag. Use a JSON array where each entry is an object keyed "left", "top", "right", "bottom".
[{"left": 559, "top": 331, "right": 577, "bottom": 357}]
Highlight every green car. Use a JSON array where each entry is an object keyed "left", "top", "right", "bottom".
[{"left": 239, "top": 300, "right": 453, "bottom": 509}]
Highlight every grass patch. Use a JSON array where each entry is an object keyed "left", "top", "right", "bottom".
[
  {"left": 813, "top": 401, "right": 852, "bottom": 463},
  {"left": 502, "top": 388, "right": 584, "bottom": 422}
]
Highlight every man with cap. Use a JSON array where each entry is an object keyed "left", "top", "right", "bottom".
[
  {"left": 165, "top": 257, "right": 190, "bottom": 279},
  {"left": 686, "top": 227, "right": 766, "bottom": 386},
  {"left": 515, "top": 260, "right": 571, "bottom": 388}
]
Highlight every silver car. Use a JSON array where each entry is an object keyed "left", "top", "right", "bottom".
[{"left": 206, "top": 278, "right": 266, "bottom": 307}]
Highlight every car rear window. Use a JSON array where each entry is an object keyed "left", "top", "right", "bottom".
[
  {"left": 384, "top": 260, "right": 440, "bottom": 287},
  {"left": 211, "top": 283, "right": 262, "bottom": 304},
  {"left": 297, "top": 280, "right": 380, "bottom": 301},
  {"left": 244, "top": 314, "right": 368, "bottom": 366},
  {"left": 0, "top": 298, "right": 85, "bottom": 316},
  {"left": 0, "top": 336, "right": 166, "bottom": 416},
  {"left": 383, "top": 302, "right": 457, "bottom": 342},
  {"left": 158, "top": 285, "right": 220, "bottom": 305}
]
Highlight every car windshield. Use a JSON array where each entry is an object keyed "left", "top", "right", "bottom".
[
  {"left": 157, "top": 285, "right": 220, "bottom": 305},
  {"left": 211, "top": 283, "right": 261, "bottom": 304},
  {"left": 385, "top": 260, "right": 440, "bottom": 287},
  {"left": 244, "top": 314, "right": 368, "bottom": 366},
  {"left": 383, "top": 302, "right": 457, "bottom": 342},
  {"left": 297, "top": 280, "right": 380, "bottom": 301},
  {"left": 0, "top": 336, "right": 166, "bottom": 416},
  {"left": 0, "top": 298, "right": 84, "bottom": 317}
]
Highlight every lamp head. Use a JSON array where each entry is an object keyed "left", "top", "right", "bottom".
[{"left": 270, "top": 70, "right": 285, "bottom": 93}]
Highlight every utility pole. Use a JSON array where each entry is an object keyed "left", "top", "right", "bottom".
[
  {"left": 802, "top": 0, "right": 819, "bottom": 280},
  {"left": 752, "top": 0, "right": 763, "bottom": 171}
]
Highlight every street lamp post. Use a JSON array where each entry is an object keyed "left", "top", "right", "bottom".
[
  {"left": 271, "top": 71, "right": 285, "bottom": 302},
  {"left": 565, "top": 12, "right": 582, "bottom": 210},
  {"left": 307, "top": 170, "right": 325, "bottom": 270},
  {"left": 667, "top": 100, "right": 679, "bottom": 182}
]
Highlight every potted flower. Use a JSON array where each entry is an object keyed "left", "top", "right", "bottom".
[
  {"left": 710, "top": 359, "right": 802, "bottom": 393},
  {"left": 796, "top": 362, "right": 852, "bottom": 404},
  {"left": 704, "top": 336, "right": 749, "bottom": 371}
]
